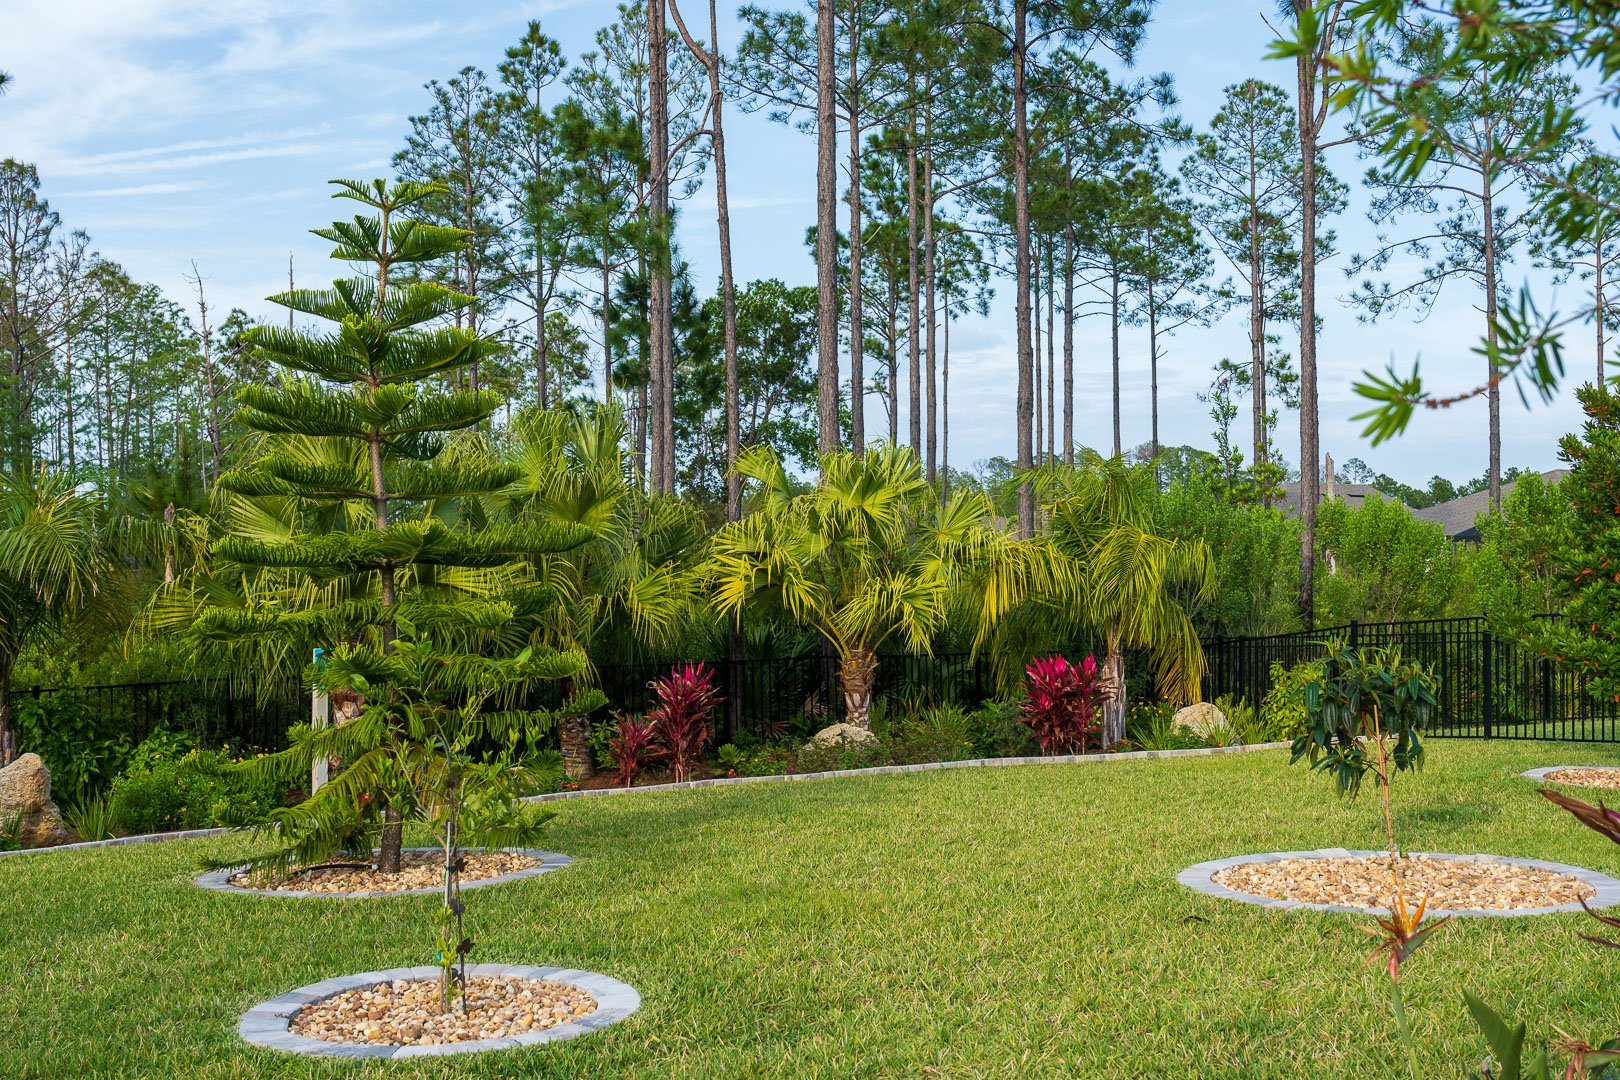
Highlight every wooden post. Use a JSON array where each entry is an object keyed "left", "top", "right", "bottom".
[{"left": 311, "top": 648, "right": 329, "bottom": 794}]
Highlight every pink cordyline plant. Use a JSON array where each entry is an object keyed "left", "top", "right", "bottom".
[
  {"left": 1019, "top": 654, "right": 1102, "bottom": 755},
  {"left": 649, "top": 662, "right": 721, "bottom": 783}
]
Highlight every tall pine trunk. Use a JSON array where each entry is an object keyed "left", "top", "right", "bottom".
[
  {"left": 1063, "top": 220, "right": 1075, "bottom": 465},
  {"left": 815, "top": 0, "right": 840, "bottom": 458},
  {"left": 1110, "top": 266, "right": 1122, "bottom": 456},
  {"left": 847, "top": 0, "right": 865, "bottom": 455},
  {"left": 907, "top": 126, "right": 922, "bottom": 455},
  {"left": 1012, "top": 1, "right": 1034, "bottom": 537}
]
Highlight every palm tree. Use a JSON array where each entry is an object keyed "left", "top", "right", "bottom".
[
  {"left": 707, "top": 444, "right": 1072, "bottom": 730},
  {"left": 0, "top": 467, "right": 116, "bottom": 764},
  {"left": 1036, "top": 453, "right": 1216, "bottom": 744},
  {"left": 0, "top": 72, "right": 13, "bottom": 97},
  {"left": 487, "top": 404, "right": 703, "bottom": 776}
]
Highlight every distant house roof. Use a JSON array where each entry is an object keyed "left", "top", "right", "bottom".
[
  {"left": 1279, "top": 482, "right": 1390, "bottom": 518},
  {"left": 1409, "top": 469, "right": 1568, "bottom": 542}
]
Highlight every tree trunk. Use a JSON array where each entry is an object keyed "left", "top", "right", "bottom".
[
  {"left": 847, "top": 0, "right": 865, "bottom": 455},
  {"left": 1034, "top": 247, "right": 1042, "bottom": 462},
  {"left": 559, "top": 711, "right": 595, "bottom": 780},
  {"left": 1102, "top": 630, "right": 1127, "bottom": 748},
  {"left": 1063, "top": 221, "right": 1074, "bottom": 465},
  {"left": 378, "top": 804, "right": 403, "bottom": 874},
  {"left": 1249, "top": 207, "right": 1265, "bottom": 474},
  {"left": 942, "top": 310, "right": 950, "bottom": 496},
  {"left": 0, "top": 650, "right": 16, "bottom": 766},
  {"left": 1046, "top": 242, "right": 1055, "bottom": 464},
  {"left": 907, "top": 130, "right": 922, "bottom": 455},
  {"left": 1598, "top": 234, "right": 1607, "bottom": 386},
  {"left": 1012, "top": 1, "right": 1034, "bottom": 537},
  {"left": 1294, "top": 0, "right": 1327, "bottom": 629},
  {"left": 924, "top": 139, "right": 938, "bottom": 484},
  {"left": 815, "top": 0, "right": 840, "bottom": 458},
  {"left": 1110, "top": 267, "right": 1122, "bottom": 456},
  {"left": 1483, "top": 164, "right": 1502, "bottom": 511},
  {"left": 839, "top": 646, "right": 878, "bottom": 730}
]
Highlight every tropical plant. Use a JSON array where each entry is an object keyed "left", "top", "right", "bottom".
[
  {"left": 184, "top": 178, "right": 595, "bottom": 876},
  {"left": 1018, "top": 654, "right": 1103, "bottom": 755},
  {"left": 1259, "top": 658, "right": 1324, "bottom": 742},
  {"left": 708, "top": 444, "right": 1071, "bottom": 731},
  {"left": 63, "top": 791, "right": 115, "bottom": 842},
  {"left": 489, "top": 404, "right": 704, "bottom": 778},
  {"left": 648, "top": 661, "right": 719, "bottom": 783},
  {"left": 606, "top": 715, "right": 659, "bottom": 788},
  {"left": 0, "top": 466, "right": 118, "bottom": 765},
  {"left": 1030, "top": 453, "right": 1217, "bottom": 745},
  {"left": 1292, "top": 640, "right": 1438, "bottom": 869}
]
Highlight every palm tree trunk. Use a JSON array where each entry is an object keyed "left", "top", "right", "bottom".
[
  {"left": 840, "top": 646, "right": 878, "bottom": 730},
  {"left": 1101, "top": 635, "right": 1127, "bottom": 748},
  {"left": 0, "top": 649, "right": 15, "bottom": 766}
]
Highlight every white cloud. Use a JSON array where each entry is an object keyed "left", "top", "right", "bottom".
[{"left": 57, "top": 181, "right": 208, "bottom": 198}]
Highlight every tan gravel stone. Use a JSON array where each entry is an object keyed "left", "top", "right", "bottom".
[
  {"left": 229, "top": 850, "right": 540, "bottom": 893},
  {"left": 290, "top": 976, "right": 597, "bottom": 1046},
  {"left": 1544, "top": 768, "right": 1620, "bottom": 790},
  {"left": 1212, "top": 854, "right": 1596, "bottom": 911}
]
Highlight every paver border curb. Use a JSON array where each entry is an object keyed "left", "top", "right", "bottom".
[
  {"left": 197, "top": 848, "right": 572, "bottom": 898},
  {"left": 0, "top": 825, "right": 231, "bottom": 859},
  {"left": 1178, "top": 849, "right": 1620, "bottom": 917},
  {"left": 1523, "top": 765, "right": 1620, "bottom": 785},
  {"left": 238, "top": 963, "right": 640, "bottom": 1059},
  {"left": 526, "top": 740, "right": 1293, "bottom": 803}
]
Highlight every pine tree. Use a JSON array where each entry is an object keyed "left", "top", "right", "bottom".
[
  {"left": 1546, "top": 382, "right": 1620, "bottom": 700},
  {"left": 193, "top": 179, "right": 595, "bottom": 876}
]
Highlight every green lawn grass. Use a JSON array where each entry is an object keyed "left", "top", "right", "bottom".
[{"left": 5, "top": 740, "right": 1620, "bottom": 1079}]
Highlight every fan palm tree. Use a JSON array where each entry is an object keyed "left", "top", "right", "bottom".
[
  {"left": 0, "top": 466, "right": 117, "bottom": 764},
  {"left": 1035, "top": 453, "right": 1216, "bottom": 744},
  {"left": 707, "top": 444, "right": 1073, "bottom": 730}
]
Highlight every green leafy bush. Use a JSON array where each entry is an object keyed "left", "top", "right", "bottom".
[
  {"left": 107, "top": 733, "right": 289, "bottom": 836},
  {"left": 967, "top": 699, "right": 1040, "bottom": 758},
  {"left": 1126, "top": 701, "right": 1212, "bottom": 751},
  {"left": 1259, "top": 659, "right": 1325, "bottom": 742},
  {"left": 0, "top": 810, "right": 23, "bottom": 852},
  {"left": 12, "top": 689, "right": 135, "bottom": 808}
]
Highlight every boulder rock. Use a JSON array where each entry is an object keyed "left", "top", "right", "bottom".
[
  {"left": 1172, "top": 702, "right": 1226, "bottom": 740},
  {"left": 0, "top": 753, "right": 74, "bottom": 848},
  {"left": 809, "top": 722, "right": 877, "bottom": 747}
]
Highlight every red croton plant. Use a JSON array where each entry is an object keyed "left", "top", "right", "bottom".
[
  {"left": 649, "top": 662, "right": 721, "bottom": 784},
  {"left": 1018, "top": 655, "right": 1103, "bottom": 756}
]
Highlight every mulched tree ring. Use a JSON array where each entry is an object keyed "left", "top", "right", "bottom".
[
  {"left": 1179, "top": 849, "right": 1620, "bottom": 917},
  {"left": 196, "top": 848, "right": 571, "bottom": 898},
  {"left": 1523, "top": 765, "right": 1620, "bottom": 790},
  {"left": 239, "top": 964, "right": 640, "bottom": 1060}
]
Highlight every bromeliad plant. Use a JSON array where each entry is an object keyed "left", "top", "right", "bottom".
[
  {"left": 1018, "top": 655, "right": 1103, "bottom": 755},
  {"left": 649, "top": 662, "right": 720, "bottom": 783}
]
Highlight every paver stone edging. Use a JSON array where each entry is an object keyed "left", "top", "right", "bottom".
[
  {"left": 238, "top": 963, "right": 640, "bottom": 1059},
  {"left": 196, "top": 848, "right": 571, "bottom": 898},
  {"left": 525, "top": 740, "right": 1293, "bottom": 803},
  {"left": 1178, "top": 849, "right": 1620, "bottom": 917}
]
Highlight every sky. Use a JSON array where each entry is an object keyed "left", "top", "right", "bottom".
[{"left": 0, "top": 0, "right": 1594, "bottom": 489}]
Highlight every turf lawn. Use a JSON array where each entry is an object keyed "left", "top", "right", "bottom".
[{"left": 4, "top": 740, "right": 1620, "bottom": 1078}]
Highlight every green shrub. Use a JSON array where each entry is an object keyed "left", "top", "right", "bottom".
[
  {"left": 1260, "top": 659, "right": 1325, "bottom": 742},
  {"left": 64, "top": 792, "right": 116, "bottom": 841},
  {"left": 1127, "top": 701, "right": 1212, "bottom": 751},
  {"left": 967, "top": 699, "right": 1040, "bottom": 758},
  {"left": 12, "top": 689, "right": 136, "bottom": 808},
  {"left": 107, "top": 733, "right": 289, "bottom": 836},
  {"left": 0, "top": 810, "right": 23, "bottom": 851}
]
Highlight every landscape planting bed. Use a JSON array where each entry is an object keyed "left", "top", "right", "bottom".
[
  {"left": 239, "top": 964, "right": 639, "bottom": 1060},
  {"left": 196, "top": 848, "right": 571, "bottom": 898},
  {"left": 1181, "top": 849, "right": 1620, "bottom": 916}
]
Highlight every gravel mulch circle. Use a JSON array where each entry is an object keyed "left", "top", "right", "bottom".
[
  {"left": 240, "top": 964, "right": 642, "bottom": 1059},
  {"left": 1213, "top": 854, "right": 1594, "bottom": 911},
  {"left": 230, "top": 850, "right": 537, "bottom": 894},
  {"left": 1180, "top": 849, "right": 1620, "bottom": 917},
  {"left": 291, "top": 975, "right": 596, "bottom": 1047},
  {"left": 1525, "top": 766, "right": 1620, "bottom": 790},
  {"left": 197, "top": 848, "right": 571, "bottom": 898}
]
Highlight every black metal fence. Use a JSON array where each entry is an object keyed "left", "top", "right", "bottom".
[
  {"left": 1204, "top": 615, "right": 1620, "bottom": 742},
  {"left": 14, "top": 651, "right": 1001, "bottom": 761}
]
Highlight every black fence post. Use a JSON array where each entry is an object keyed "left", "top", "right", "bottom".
[
  {"left": 1482, "top": 623, "right": 1495, "bottom": 740},
  {"left": 1348, "top": 619, "right": 1360, "bottom": 650}
]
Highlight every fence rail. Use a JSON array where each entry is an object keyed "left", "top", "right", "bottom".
[
  {"left": 13, "top": 651, "right": 1002, "bottom": 760},
  {"left": 1204, "top": 615, "right": 1620, "bottom": 743}
]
